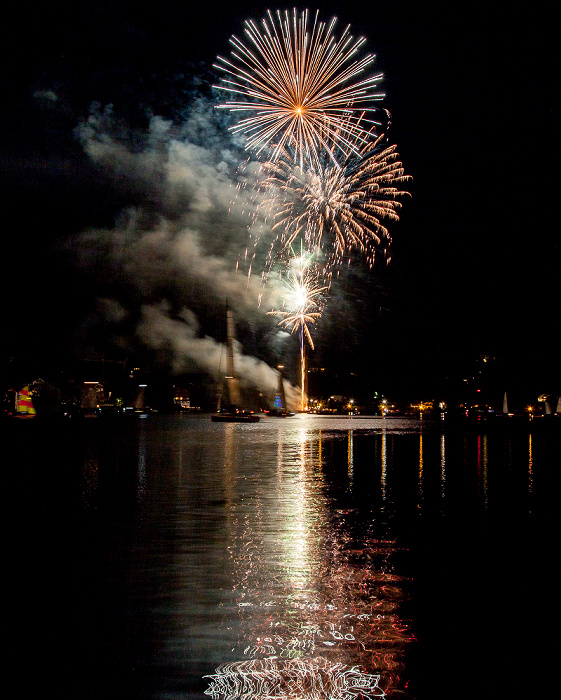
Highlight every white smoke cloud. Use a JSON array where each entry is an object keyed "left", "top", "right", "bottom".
[
  {"left": 74, "top": 103, "right": 271, "bottom": 300},
  {"left": 70, "top": 99, "right": 299, "bottom": 402}
]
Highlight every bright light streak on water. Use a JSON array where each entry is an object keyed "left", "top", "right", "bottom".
[
  {"left": 417, "top": 432, "right": 424, "bottom": 511},
  {"left": 381, "top": 428, "right": 387, "bottom": 502},
  {"left": 528, "top": 432, "right": 533, "bottom": 499},
  {"left": 439, "top": 432, "right": 446, "bottom": 505},
  {"left": 137, "top": 424, "right": 147, "bottom": 502},
  {"left": 347, "top": 429, "right": 354, "bottom": 483}
]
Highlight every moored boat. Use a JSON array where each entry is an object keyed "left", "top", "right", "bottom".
[
  {"left": 211, "top": 410, "right": 260, "bottom": 423},
  {"left": 11, "top": 386, "right": 37, "bottom": 419},
  {"left": 265, "top": 408, "right": 295, "bottom": 417}
]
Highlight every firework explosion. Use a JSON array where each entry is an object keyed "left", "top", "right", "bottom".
[
  {"left": 267, "top": 255, "right": 327, "bottom": 350},
  {"left": 215, "top": 9, "right": 410, "bottom": 406},
  {"left": 214, "top": 8, "right": 384, "bottom": 167},
  {"left": 260, "top": 128, "right": 410, "bottom": 270}
]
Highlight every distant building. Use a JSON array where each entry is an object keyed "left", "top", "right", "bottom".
[
  {"left": 174, "top": 388, "right": 191, "bottom": 411},
  {"left": 81, "top": 381, "right": 104, "bottom": 412}
]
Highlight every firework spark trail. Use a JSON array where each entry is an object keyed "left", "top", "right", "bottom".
[
  {"left": 259, "top": 129, "right": 411, "bottom": 272},
  {"left": 214, "top": 8, "right": 385, "bottom": 168}
]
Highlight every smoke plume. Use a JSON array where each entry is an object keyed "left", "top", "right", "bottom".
[{"left": 68, "top": 98, "right": 299, "bottom": 404}]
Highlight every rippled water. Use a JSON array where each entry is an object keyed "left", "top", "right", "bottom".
[{"left": 11, "top": 414, "right": 557, "bottom": 699}]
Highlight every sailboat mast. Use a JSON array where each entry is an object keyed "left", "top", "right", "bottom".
[{"left": 226, "top": 307, "right": 241, "bottom": 408}]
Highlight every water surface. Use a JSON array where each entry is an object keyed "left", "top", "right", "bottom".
[{"left": 12, "top": 414, "right": 557, "bottom": 699}]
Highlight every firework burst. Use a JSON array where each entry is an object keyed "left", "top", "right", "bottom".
[
  {"left": 214, "top": 8, "right": 384, "bottom": 167},
  {"left": 267, "top": 254, "right": 327, "bottom": 411},
  {"left": 267, "top": 256, "right": 326, "bottom": 350},
  {"left": 260, "top": 129, "right": 411, "bottom": 269}
]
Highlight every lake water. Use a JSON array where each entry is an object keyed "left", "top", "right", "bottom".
[{"left": 11, "top": 414, "right": 557, "bottom": 699}]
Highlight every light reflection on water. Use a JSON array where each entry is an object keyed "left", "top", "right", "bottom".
[
  {"left": 439, "top": 432, "right": 446, "bottom": 506},
  {"left": 16, "top": 412, "right": 555, "bottom": 699},
  {"left": 528, "top": 432, "right": 533, "bottom": 502},
  {"left": 215, "top": 420, "right": 412, "bottom": 698},
  {"left": 417, "top": 433, "right": 423, "bottom": 511}
]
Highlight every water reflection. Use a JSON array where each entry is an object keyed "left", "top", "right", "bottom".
[
  {"left": 348, "top": 429, "right": 354, "bottom": 484},
  {"left": 60, "top": 414, "right": 553, "bottom": 698},
  {"left": 137, "top": 422, "right": 147, "bottom": 502},
  {"left": 417, "top": 432, "right": 424, "bottom": 511},
  {"left": 81, "top": 443, "right": 99, "bottom": 512},
  {"left": 205, "top": 657, "right": 385, "bottom": 699},
  {"left": 528, "top": 433, "right": 533, "bottom": 497},
  {"left": 439, "top": 433, "right": 446, "bottom": 505},
  {"left": 212, "top": 424, "right": 412, "bottom": 698},
  {"left": 380, "top": 428, "right": 388, "bottom": 501},
  {"left": 480, "top": 434, "right": 489, "bottom": 509}
]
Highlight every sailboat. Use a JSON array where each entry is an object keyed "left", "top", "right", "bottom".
[
  {"left": 266, "top": 365, "right": 294, "bottom": 417},
  {"left": 13, "top": 386, "right": 37, "bottom": 418},
  {"left": 211, "top": 307, "right": 260, "bottom": 423},
  {"left": 501, "top": 392, "right": 509, "bottom": 416}
]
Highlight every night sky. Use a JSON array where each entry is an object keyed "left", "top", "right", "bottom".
[{"left": 1, "top": 1, "right": 558, "bottom": 407}]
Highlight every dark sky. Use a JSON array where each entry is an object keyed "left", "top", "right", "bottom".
[{"left": 1, "top": 1, "right": 558, "bottom": 403}]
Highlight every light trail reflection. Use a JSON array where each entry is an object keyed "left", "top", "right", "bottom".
[
  {"left": 482, "top": 434, "right": 489, "bottom": 509},
  {"left": 440, "top": 432, "right": 446, "bottom": 505},
  {"left": 417, "top": 433, "right": 424, "bottom": 511},
  {"left": 137, "top": 424, "right": 146, "bottom": 502},
  {"left": 205, "top": 657, "right": 385, "bottom": 699},
  {"left": 528, "top": 433, "right": 533, "bottom": 498},
  {"left": 381, "top": 429, "right": 387, "bottom": 503},
  {"left": 348, "top": 429, "right": 354, "bottom": 484},
  {"left": 476, "top": 434, "right": 489, "bottom": 509},
  {"left": 212, "top": 427, "right": 412, "bottom": 698}
]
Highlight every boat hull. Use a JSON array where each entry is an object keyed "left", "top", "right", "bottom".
[{"left": 211, "top": 412, "right": 260, "bottom": 423}]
